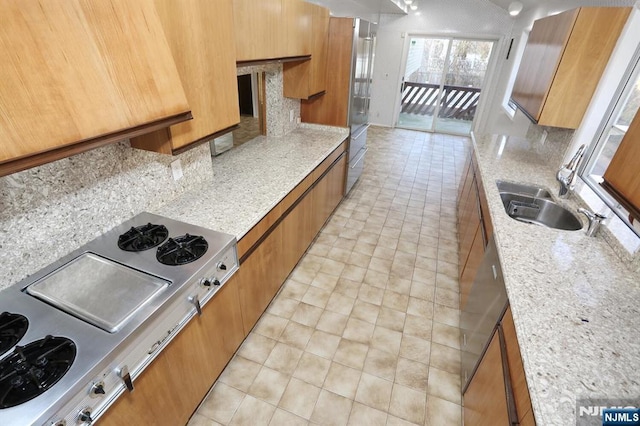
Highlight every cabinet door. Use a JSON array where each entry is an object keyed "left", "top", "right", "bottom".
[
  {"left": 511, "top": 9, "right": 578, "bottom": 123},
  {"left": 233, "top": 0, "right": 282, "bottom": 62},
  {"left": 99, "top": 352, "right": 182, "bottom": 426},
  {"left": 312, "top": 155, "right": 347, "bottom": 233},
  {"left": 459, "top": 223, "right": 484, "bottom": 310},
  {"left": 310, "top": 5, "right": 330, "bottom": 95},
  {"left": 100, "top": 280, "right": 245, "bottom": 425},
  {"left": 464, "top": 331, "right": 510, "bottom": 426},
  {"left": 511, "top": 7, "right": 630, "bottom": 129},
  {"left": 602, "top": 108, "right": 640, "bottom": 221},
  {"left": 458, "top": 177, "right": 481, "bottom": 279},
  {"left": 131, "top": 0, "right": 240, "bottom": 154},
  {"left": 502, "top": 306, "right": 535, "bottom": 424},
  {"left": 237, "top": 222, "right": 285, "bottom": 334},
  {"left": 156, "top": 0, "right": 239, "bottom": 150},
  {"left": 282, "top": 0, "right": 311, "bottom": 57},
  {"left": 541, "top": 7, "right": 631, "bottom": 128},
  {"left": 457, "top": 151, "right": 473, "bottom": 211},
  {"left": 301, "top": 17, "right": 354, "bottom": 126},
  {"left": 237, "top": 154, "right": 346, "bottom": 334},
  {"left": 283, "top": 3, "right": 330, "bottom": 99},
  {"left": 0, "top": 0, "right": 190, "bottom": 176}
]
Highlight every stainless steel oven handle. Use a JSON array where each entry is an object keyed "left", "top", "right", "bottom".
[
  {"left": 351, "top": 124, "right": 370, "bottom": 141},
  {"left": 351, "top": 147, "right": 368, "bottom": 169}
]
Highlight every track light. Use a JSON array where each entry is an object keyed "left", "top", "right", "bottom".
[{"left": 508, "top": 1, "right": 523, "bottom": 16}]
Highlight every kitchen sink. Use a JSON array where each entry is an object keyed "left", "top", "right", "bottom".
[
  {"left": 496, "top": 181, "right": 582, "bottom": 231},
  {"left": 496, "top": 180, "right": 553, "bottom": 199}
]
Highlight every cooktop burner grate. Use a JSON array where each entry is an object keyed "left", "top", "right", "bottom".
[
  {"left": 156, "top": 234, "right": 208, "bottom": 266},
  {"left": 117, "top": 223, "right": 169, "bottom": 252},
  {"left": 0, "top": 312, "right": 28, "bottom": 358},
  {"left": 0, "top": 336, "right": 76, "bottom": 409}
]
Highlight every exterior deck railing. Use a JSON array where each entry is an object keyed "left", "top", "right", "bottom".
[{"left": 401, "top": 82, "right": 481, "bottom": 120}]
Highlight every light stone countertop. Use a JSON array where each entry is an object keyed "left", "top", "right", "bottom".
[
  {"left": 153, "top": 123, "right": 349, "bottom": 240},
  {"left": 472, "top": 133, "right": 640, "bottom": 425}
]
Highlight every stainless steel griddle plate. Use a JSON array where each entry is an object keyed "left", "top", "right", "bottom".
[{"left": 26, "top": 253, "right": 170, "bottom": 333}]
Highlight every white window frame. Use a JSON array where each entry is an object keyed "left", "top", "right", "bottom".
[{"left": 579, "top": 45, "right": 640, "bottom": 238}]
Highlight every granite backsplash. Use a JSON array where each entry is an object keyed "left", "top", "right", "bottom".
[
  {"left": 0, "top": 64, "right": 303, "bottom": 292},
  {"left": 0, "top": 141, "right": 213, "bottom": 291}
]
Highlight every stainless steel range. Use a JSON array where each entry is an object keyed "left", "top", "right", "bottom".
[{"left": 0, "top": 212, "right": 238, "bottom": 426}]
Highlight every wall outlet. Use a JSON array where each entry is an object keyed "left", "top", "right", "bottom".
[
  {"left": 171, "top": 159, "right": 183, "bottom": 181},
  {"left": 289, "top": 109, "right": 295, "bottom": 122},
  {"left": 296, "top": 117, "right": 301, "bottom": 124}
]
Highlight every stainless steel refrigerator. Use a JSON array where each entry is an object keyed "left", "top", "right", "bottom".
[
  {"left": 300, "top": 17, "right": 376, "bottom": 194},
  {"left": 346, "top": 18, "right": 376, "bottom": 193}
]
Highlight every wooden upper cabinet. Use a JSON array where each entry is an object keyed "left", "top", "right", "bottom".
[
  {"left": 0, "top": 0, "right": 191, "bottom": 177},
  {"left": 283, "top": 3, "right": 330, "bottom": 99},
  {"left": 301, "top": 17, "right": 355, "bottom": 126},
  {"left": 602, "top": 108, "right": 640, "bottom": 222},
  {"left": 233, "top": 0, "right": 312, "bottom": 63},
  {"left": 511, "top": 7, "right": 631, "bottom": 129},
  {"left": 282, "top": 0, "right": 312, "bottom": 57},
  {"left": 130, "top": 0, "right": 240, "bottom": 155},
  {"left": 233, "top": 0, "right": 282, "bottom": 62}
]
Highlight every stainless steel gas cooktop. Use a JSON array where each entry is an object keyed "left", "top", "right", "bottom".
[{"left": 0, "top": 212, "right": 239, "bottom": 426}]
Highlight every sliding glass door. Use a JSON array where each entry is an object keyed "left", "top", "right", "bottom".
[{"left": 398, "top": 36, "right": 494, "bottom": 135}]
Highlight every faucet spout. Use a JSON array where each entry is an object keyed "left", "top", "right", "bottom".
[{"left": 556, "top": 144, "right": 586, "bottom": 198}]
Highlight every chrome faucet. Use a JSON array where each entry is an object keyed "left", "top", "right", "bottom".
[
  {"left": 556, "top": 144, "right": 586, "bottom": 198},
  {"left": 577, "top": 208, "right": 606, "bottom": 237}
]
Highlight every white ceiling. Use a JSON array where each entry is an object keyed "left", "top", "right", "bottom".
[
  {"left": 485, "top": 0, "right": 540, "bottom": 14},
  {"left": 306, "top": 0, "right": 407, "bottom": 19},
  {"left": 308, "top": 0, "right": 542, "bottom": 18}
]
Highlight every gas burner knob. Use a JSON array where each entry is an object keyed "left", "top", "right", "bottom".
[
  {"left": 217, "top": 262, "right": 227, "bottom": 271},
  {"left": 199, "top": 277, "right": 220, "bottom": 288},
  {"left": 76, "top": 408, "right": 93, "bottom": 424},
  {"left": 51, "top": 421, "right": 66, "bottom": 426},
  {"left": 90, "top": 381, "right": 106, "bottom": 397}
]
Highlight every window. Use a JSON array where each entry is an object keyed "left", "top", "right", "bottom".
[{"left": 580, "top": 46, "right": 640, "bottom": 237}]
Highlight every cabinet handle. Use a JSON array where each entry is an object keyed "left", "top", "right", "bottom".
[
  {"left": 351, "top": 148, "right": 368, "bottom": 169},
  {"left": 351, "top": 124, "right": 369, "bottom": 141},
  {"left": 498, "top": 325, "right": 519, "bottom": 425}
]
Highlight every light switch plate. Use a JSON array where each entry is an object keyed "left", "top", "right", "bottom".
[
  {"left": 171, "top": 159, "right": 183, "bottom": 181},
  {"left": 290, "top": 109, "right": 295, "bottom": 122}
]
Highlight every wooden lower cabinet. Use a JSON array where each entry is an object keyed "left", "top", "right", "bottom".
[
  {"left": 459, "top": 224, "right": 484, "bottom": 310},
  {"left": 100, "top": 279, "right": 244, "bottom": 425},
  {"left": 502, "top": 306, "right": 534, "bottom": 425},
  {"left": 464, "top": 307, "right": 536, "bottom": 426},
  {"left": 464, "top": 331, "right": 510, "bottom": 425},
  {"left": 457, "top": 151, "right": 488, "bottom": 310},
  {"left": 101, "top": 148, "right": 347, "bottom": 425},
  {"left": 237, "top": 153, "right": 347, "bottom": 334}
]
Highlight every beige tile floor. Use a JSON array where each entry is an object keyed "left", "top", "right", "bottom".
[{"left": 190, "top": 126, "right": 469, "bottom": 426}]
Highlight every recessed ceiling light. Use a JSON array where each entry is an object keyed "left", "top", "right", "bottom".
[
  {"left": 404, "top": 0, "right": 413, "bottom": 4},
  {"left": 410, "top": 4, "right": 418, "bottom": 10},
  {"left": 508, "top": 1, "right": 523, "bottom": 16}
]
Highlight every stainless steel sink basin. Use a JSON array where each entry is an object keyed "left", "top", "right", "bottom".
[
  {"left": 496, "top": 180, "right": 553, "bottom": 199},
  {"left": 496, "top": 181, "right": 582, "bottom": 231}
]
